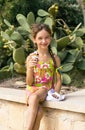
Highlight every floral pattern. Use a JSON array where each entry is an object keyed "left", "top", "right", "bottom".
[
  {"left": 26, "top": 51, "right": 55, "bottom": 94},
  {"left": 33, "top": 59, "right": 54, "bottom": 89}
]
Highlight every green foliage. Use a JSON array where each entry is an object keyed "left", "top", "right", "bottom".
[
  {"left": 0, "top": 65, "right": 13, "bottom": 80},
  {"left": 14, "top": 63, "right": 26, "bottom": 74},
  {"left": 57, "top": 0, "right": 83, "bottom": 27},
  {"left": 0, "top": 3, "right": 85, "bottom": 86},
  {"left": 16, "top": 14, "right": 31, "bottom": 32},
  {"left": 0, "top": 0, "right": 58, "bottom": 29},
  {"left": 13, "top": 47, "right": 26, "bottom": 65},
  {"left": 0, "top": 0, "right": 83, "bottom": 30},
  {"left": 83, "top": 0, "right": 85, "bottom": 5},
  {"left": 61, "top": 73, "right": 71, "bottom": 85}
]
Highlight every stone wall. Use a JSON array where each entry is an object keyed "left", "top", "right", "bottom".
[{"left": 0, "top": 87, "right": 85, "bottom": 130}]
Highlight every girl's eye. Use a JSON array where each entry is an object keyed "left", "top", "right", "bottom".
[
  {"left": 46, "top": 36, "right": 50, "bottom": 39},
  {"left": 38, "top": 36, "right": 50, "bottom": 40},
  {"left": 38, "top": 37, "right": 42, "bottom": 40}
]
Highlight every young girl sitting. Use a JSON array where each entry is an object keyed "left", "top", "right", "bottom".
[{"left": 25, "top": 23, "right": 62, "bottom": 130}]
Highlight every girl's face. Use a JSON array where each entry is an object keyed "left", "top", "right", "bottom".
[{"left": 34, "top": 29, "right": 51, "bottom": 50}]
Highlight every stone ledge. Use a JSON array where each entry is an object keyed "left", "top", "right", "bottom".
[
  {"left": 0, "top": 87, "right": 26, "bottom": 104},
  {"left": 43, "top": 89, "right": 85, "bottom": 114},
  {"left": 0, "top": 87, "right": 85, "bottom": 114}
]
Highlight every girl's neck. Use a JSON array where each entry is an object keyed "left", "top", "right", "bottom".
[{"left": 37, "top": 49, "right": 49, "bottom": 56}]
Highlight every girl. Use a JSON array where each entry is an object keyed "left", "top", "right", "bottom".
[{"left": 25, "top": 23, "right": 62, "bottom": 130}]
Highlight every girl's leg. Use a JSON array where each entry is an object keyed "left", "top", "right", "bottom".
[
  {"left": 33, "top": 106, "right": 43, "bottom": 130},
  {"left": 26, "top": 88, "right": 47, "bottom": 130}
]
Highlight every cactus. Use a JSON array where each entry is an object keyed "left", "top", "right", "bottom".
[
  {"left": 73, "top": 37, "right": 83, "bottom": 49},
  {"left": 13, "top": 47, "right": 25, "bottom": 65},
  {"left": 0, "top": 5, "right": 85, "bottom": 82},
  {"left": 44, "top": 17, "right": 54, "bottom": 30},
  {"left": 65, "top": 49, "right": 80, "bottom": 63},
  {"left": 58, "top": 50, "right": 67, "bottom": 62},
  {"left": 48, "top": 3, "right": 59, "bottom": 18},
  {"left": 56, "top": 35, "right": 73, "bottom": 51},
  {"left": 27, "top": 12, "right": 35, "bottom": 26},
  {"left": 50, "top": 38, "right": 57, "bottom": 54},
  {"left": 61, "top": 63, "right": 73, "bottom": 72},
  {"left": 61, "top": 73, "right": 71, "bottom": 85},
  {"left": 0, "top": 65, "right": 12, "bottom": 79},
  {"left": 14, "top": 63, "right": 26, "bottom": 74},
  {"left": 10, "top": 31, "right": 23, "bottom": 43},
  {"left": 13, "top": 47, "right": 26, "bottom": 74},
  {"left": 77, "top": 58, "right": 85, "bottom": 70},
  {"left": 38, "top": 9, "right": 50, "bottom": 17},
  {"left": 1, "top": 31, "right": 10, "bottom": 41},
  {"left": 17, "top": 26, "right": 29, "bottom": 37},
  {"left": 16, "top": 14, "right": 31, "bottom": 32},
  {"left": 75, "top": 28, "right": 85, "bottom": 37},
  {"left": 4, "top": 19, "right": 12, "bottom": 27}
]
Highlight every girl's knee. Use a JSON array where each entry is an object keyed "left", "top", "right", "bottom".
[{"left": 29, "top": 94, "right": 39, "bottom": 105}]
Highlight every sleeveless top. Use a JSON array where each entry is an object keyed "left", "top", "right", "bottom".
[
  {"left": 26, "top": 51, "right": 55, "bottom": 93},
  {"left": 33, "top": 59, "right": 54, "bottom": 89},
  {"left": 26, "top": 51, "right": 61, "bottom": 94}
]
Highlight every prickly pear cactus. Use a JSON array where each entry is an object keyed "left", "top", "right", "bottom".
[
  {"left": 10, "top": 31, "right": 23, "bottom": 42},
  {"left": 48, "top": 3, "right": 59, "bottom": 18},
  {"left": 14, "top": 63, "right": 26, "bottom": 74},
  {"left": 61, "top": 73, "right": 71, "bottom": 85},
  {"left": 13, "top": 47, "right": 26, "bottom": 65},
  {"left": 0, "top": 66, "right": 12, "bottom": 79}
]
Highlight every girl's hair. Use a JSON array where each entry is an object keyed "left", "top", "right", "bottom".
[
  {"left": 48, "top": 45, "right": 57, "bottom": 68},
  {"left": 31, "top": 23, "right": 52, "bottom": 38},
  {"left": 31, "top": 23, "right": 56, "bottom": 68}
]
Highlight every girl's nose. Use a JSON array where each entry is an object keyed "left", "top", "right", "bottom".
[{"left": 42, "top": 39, "right": 46, "bottom": 43}]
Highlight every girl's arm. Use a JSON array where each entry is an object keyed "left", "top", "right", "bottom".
[
  {"left": 26, "top": 53, "right": 39, "bottom": 85},
  {"left": 54, "top": 55, "right": 62, "bottom": 93},
  {"left": 26, "top": 55, "right": 34, "bottom": 85}
]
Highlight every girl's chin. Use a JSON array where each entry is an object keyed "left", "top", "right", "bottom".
[
  {"left": 40, "top": 44, "right": 49, "bottom": 48},
  {"left": 40, "top": 46, "right": 48, "bottom": 49}
]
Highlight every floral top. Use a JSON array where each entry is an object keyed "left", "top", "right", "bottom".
[
  {"left": 26, "top": 51, "right": 61, "bottom": 94},
  {"left": 33, "top": 59, "right": 54, "bottom": 89}
]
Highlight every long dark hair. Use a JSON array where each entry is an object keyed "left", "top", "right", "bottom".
[{"left": 48, "top": 45, "right": 57, "bottom": 68}]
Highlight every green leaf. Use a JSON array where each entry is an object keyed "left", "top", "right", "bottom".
[
  {"left": 10, "top": 31, "right": 23, "bottom": 42},
  {"left": 36, "top": 17, "right": 42, "bottom": 23},
  {"left": 58, "top": 50, "right": 67, "bottom": 62},
  {"left": 44, "top": 17, "right": 53, "bottom": 30},
  {"left": 16, "top": 14, "right": 31, "bottom": 32},
  {"left": 0, "top": 41, "right": 4, "bottom": 47},
  {"left": 4, "top": 19, "right": 11, "bottom": 27},
  {"left": 75, "top": 37, "right": 84, "bottom": 49},
  {"left": 13, "top": 47, "right": 25, "bottom": 65},
  {"left": 14, "top": 63, "right": 26, "bottom": 74},
  {"left": 72, "top": 23, "right": 82, "bottom": 34},
  {"left": 1, "top": 31, "right": 10, "bottom": 40},
  {"left": 77, "top": 58, "right": 85, "bottom": 70},
  {"left": 56, "top": 35, "right": 71, "bottom": 51},
  {"left": 61, "top": 63, "right": 73, "bottom": 72},
  {"left": 76, "top": 28, "right": 85, "bottom": 37},
  {"left": 62, "top": 73, "right": 71, "bottom": 85},
  {"left": 65, "top": 49, "right": 80, "bottom": 63},
  {"left": 50, "top": 38, "right": 57, "bottom": 54},
  {"left": 38, "top": 9, "right": 50, "bottom": 17},
  {"left": 27, "top": 12, "right": 35, "bottom": 25}
]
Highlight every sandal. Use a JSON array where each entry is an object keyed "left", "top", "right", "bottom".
[{"left": 46, "top": 89, "right": 65, "bottom": 101}]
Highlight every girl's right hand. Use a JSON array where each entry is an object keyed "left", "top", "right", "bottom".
[{"left": 26, "top": 55, "right": 38, "bottom": 69}]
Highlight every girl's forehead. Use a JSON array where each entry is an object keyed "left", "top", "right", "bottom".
[{"left": 36, "top": 29, "right": 50, "bottom": 37}]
